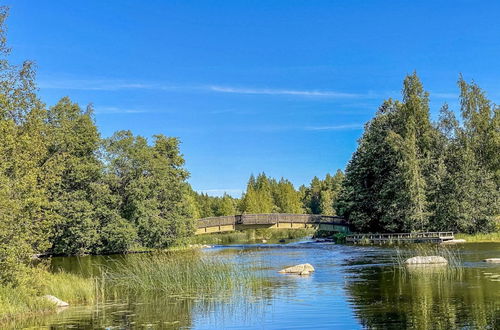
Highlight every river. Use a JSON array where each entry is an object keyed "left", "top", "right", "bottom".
[{"left": 11, "top": 240, "right": 500, "bottom": 329}]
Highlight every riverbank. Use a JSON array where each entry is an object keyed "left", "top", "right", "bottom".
[{"left": 455, "top": 231, "right": 500, "bottom": 243}]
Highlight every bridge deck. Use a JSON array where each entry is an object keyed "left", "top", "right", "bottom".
[{"left": 196, "top": 213, "right": 349, "bottom": 235}]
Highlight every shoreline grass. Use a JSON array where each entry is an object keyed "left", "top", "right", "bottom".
[
  {"left": 455, "top": 231, "right": 500, "bottom": 243},
  {"left": 100, "top": 251, "right": 260, "bottom": 297},
  {"left": 0, "top": 270, "right": 96, "bottom": 322},
  {"left": 1, "top": 249, "right": 262, "bottom": 323}
]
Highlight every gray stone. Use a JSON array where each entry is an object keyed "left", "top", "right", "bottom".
[
  {"left": 405, "top": 256, "right": 448, "bottom": 265},
  {"left": 43, "top": 295, "right": 69, "bottom": 307},
  {"left": 279, "top": 263, "right": 315, "bottom": 275},
  {"left": 441, "top": 239, "right": 466, "bottom": 244}
]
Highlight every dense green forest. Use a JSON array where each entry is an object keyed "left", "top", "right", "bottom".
[
  {"left": 192, "top": 171, "right": 344, "bottom": 217},
  {"left": 0, "top": 6, "right": 498, "bottom": 289}
]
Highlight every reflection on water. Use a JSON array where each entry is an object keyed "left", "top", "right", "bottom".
[{"left": 7, "top": 242, "right": 500, "bottom": 329}]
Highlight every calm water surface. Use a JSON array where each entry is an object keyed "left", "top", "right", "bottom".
[{"left": 13, "top": 241, "right": 500, "bottom": 329}]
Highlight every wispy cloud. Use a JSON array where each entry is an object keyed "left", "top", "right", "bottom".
[
  {"left": 94, "top": 106, "right": 147, "bottom": 114},
  {"left": 38, "top": 78, "right": 376, "bottom": 99},
  {"left": 208, "top": 85, "right": 360, "bottom": 98},
  {"left": 305, "top": 123, "right": 364, "bottom": 131}
]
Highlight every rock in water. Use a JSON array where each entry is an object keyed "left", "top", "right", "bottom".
[
  {"left": 483, "top": 258, "right": 500, "bottom": 263},
  {"left": 441, "top": 239, "right": 466, "bottom": 244},
  {"left": 43, "top": 295, "right": 69, "bottom": 307},
  {"left": 278, "top": 263, "right": 315, "bottom": 275},
  {"left": 405, "top": 256, "right": 448, "bottom": 265}
]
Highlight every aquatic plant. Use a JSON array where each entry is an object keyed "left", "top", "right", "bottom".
[{"left": 100, "top": 251, "right": 261, "bottom": 297}]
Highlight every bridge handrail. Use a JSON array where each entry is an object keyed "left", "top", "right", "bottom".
[{"left": 196, "top": 213, "right": 347, "bottom": 228}]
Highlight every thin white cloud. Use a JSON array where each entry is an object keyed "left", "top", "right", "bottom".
[
  {"left": 208, "top": 85, "right": 360, "bottom": 98},
  {"left": 38, "top": 78, "right": 375, "bottom": 99},
  {"left": 305, "top": 123, "right": 364, "bottom": 131},
  {"left": 94, "top": 106, "right": 147, "bottom": 114}
]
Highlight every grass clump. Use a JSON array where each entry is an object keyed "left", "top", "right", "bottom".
[
  {"left": 101, "top": 251, "right": 259, "bottom": 297},
  {"left": 0, "top": 286, "right": 54, "bottom": 321},
  {"left": 455, "top": 231, "right": 500, "bottom": 242},
  {"left": 0, "top": 267, "right": 96, "bottom": 322}
]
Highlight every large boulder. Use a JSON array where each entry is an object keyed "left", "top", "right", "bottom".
[
  {"left": 405, "top": 256, "right": 448, "bottom": 265},
  {"left": 279, "top": 263, "right": 315, "bottom": 275},
  {"left": 483, "top": 258, "right": 500, "bottom": 263},
  {"left": 43, "top": 295, "right": 69, "bottom": 307}
]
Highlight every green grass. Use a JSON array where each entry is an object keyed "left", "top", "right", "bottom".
[
  {"left": 1, "top": 250, "right": 263, "bottom": 322},
  {"left": 188, "top": 228, "right": 315, "bottom": 245},
  {"left": 0, "top": 286, "right": 54, "bottom": 321},
  {"left": 455, "top": 231, "right": 500, "bottom": 242},
  {"left": 100, "top": 251, "right": 260, "bottom": 297},
  {"left": 0, "top": 269, "right": 96, "bottom": 322}
]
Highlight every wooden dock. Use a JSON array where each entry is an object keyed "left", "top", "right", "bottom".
[{"left": 346, "top": 232, "right": 454, "bottom": 244}]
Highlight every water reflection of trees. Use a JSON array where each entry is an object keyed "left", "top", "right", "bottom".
[{"left": 345, "top": 266, "right": 499, "bottom": 329}]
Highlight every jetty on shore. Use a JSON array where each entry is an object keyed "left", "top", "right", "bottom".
[{"left": 346, "top": 232, "right": 455, "bottom": 244}]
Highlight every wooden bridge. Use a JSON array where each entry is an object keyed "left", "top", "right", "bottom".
[{"left": 195, "top": 213, "right": 350, "bottom": 235}]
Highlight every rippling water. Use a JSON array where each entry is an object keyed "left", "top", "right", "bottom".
[{"left": 10, "top": 241, "right": 500, "bottom": 329}]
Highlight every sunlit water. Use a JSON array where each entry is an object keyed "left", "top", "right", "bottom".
[{"left": 11, "top": 241, "right": 500, "bottom": 329}]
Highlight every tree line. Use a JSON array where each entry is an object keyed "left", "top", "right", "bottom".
[{"left": 192, "top": 171, "right": 345, "bottom": 218}]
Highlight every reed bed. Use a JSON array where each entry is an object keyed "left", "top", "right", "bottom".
[{"left": 100, "top": 252, "right": 261, "bottom": 297}]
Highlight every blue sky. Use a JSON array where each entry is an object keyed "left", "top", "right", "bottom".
[{"left": 6, "top": 0, "right": 500, "bottom": 196}]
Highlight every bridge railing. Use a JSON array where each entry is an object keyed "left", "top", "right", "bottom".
[
  {"left": 197, "top": 215, "right": 236, "bottom": 229},
  {"left": 196, "top": 213, "right": 348, "bottom": 228}
]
